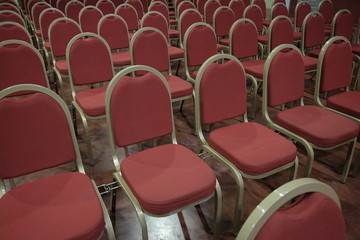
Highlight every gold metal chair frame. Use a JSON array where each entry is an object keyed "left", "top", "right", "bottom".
[
  {"left": 236, "top": 178, "right": 341, "bottom": 240},
  {"left": 262, "top": 44, "right": 357, "bottom": 183},
  {"left": 0, "top": 84, "right": 115, "bottom": 239},
  {"left": 194, "top": 53, "right": 298, "bottom": 234},
  {"left": 105, "top": 65, "right": 222, "bottom": 240}
]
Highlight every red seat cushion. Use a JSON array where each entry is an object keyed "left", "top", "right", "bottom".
[
  {"left": 111, "top": 51, "right": 131, "bottom": 67},
  {"left": 121, "top": 144, "right": 216, "bottom": 215},
  {"left": 219, "top": 38, "right": 229, "bottom": 46},
  {"left": 208, "top": 122, "right": 297, "bottom": 175},
  {"left": 75, "top": 86, "right": 107, "bottom": 116},
  {"left": 263, "top": 19, "right": 270, "bottom": 27},
  {"left": 293, "top": 31, "right": 302, "bottom": 41},
  {"left": 326, "top": 91, "right": 360, "bottom": 119},
  {"left": 308, "top": 48, "right": 321, "bottom": 58},
  {"left": 217, "top": 44, "right": 224, "bottom": 52},
  {"left": 169, "top": 11, "right": 175, "bottom": 16},
  {"left": 302, "top": 55, "right": 317, "bottom": 71},
  {"left": 256, "top": 192, "right": 346, "bottom": 240},
  {"left": 35, "top": 29, "right": 41, "bottom": 37},
  {"left": 55, "top": 59, "right": 68, "bottom": 75},
  {"left": 169, "top": 19, "right": 177, "bottom": 26},
  {"left": 275, "top": 105, "right": 359, "bottom": 147},
  {"left": 242, "top": 60, "right": 266, "bottom": 79},
  {"left": 0, "top": 172, "right": 105, "bottom": 240},
  {"left": 44, "top": 41, "right": 51, "bottom": 51},
  {"left": 325, "top": 27, "right": 331, "bottom": 36},
  {"left": 191, "top": 70, "right": 198, "bottom": 80},
  {"left": 169, "top": 28, "right": 179, "bottom": 38},
  {"left": 258, "top": 34, "right": 268, "bottom": 44},
  {"left": 164, "top": 75, "right": 193, "bottom": 99},
  {"left": 168, "top": 46, "right": 184, "bottom": 60},
  {"left": 352, "top": 44, "right": 360, "bottom": 55}
]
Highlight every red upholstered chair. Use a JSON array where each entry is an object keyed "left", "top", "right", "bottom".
[
  {"left": 148, "top": 1, "right": 177, "bottom": 26},
  {"left": 0, "top": 2, "right": 21, "bottom": 14},
  {"left": 29, "top": 1, "right": 50, "bottom": 37},
  {"left": 130, "top": 27, "right": 193, "bottom": 103},
  {"left": 228, "top": 0, "right": 244, "bottom": 20},
  {"left": 183, "top": 22, "right": 218, "bottom": 83},
  {"left": 0, "top": 10, "right": 26, "bottom": 26},
  {"left": 115, "top": 3, "right": 139, "bottom": 36},
  {"left": 219, "top": 0, "right": 229, "bottom": 7},
  {"left": 178, "top": 8, "right": 202, "bottom": 48},
  {"left": 244, "top": 4, "right": 267, "bottom": 52},
  {"left": 0, "top": 21, "right": 33, "bottom": 44},
  {"left": 301, "top": 11, "right": 326, "bottom": 58},
  {"left": 194, "top": 53, "right": 298, "bottom": 234},
  {"left": 196, "top": 0, "right": 206, "bottom": 16},
  {"left": 0, "top": 84, "right": 115, "bottom": 240},
  {"left": 48, "top": 17, "right": 81, "bottom": 99},
  {"left": 0, "top": 40, "right": 49, "bottom": 93},
  {"left": 79, "top": 6, "right": 103, "bottom": 33},
  {"left": 105, "top": 65, "right": 221, "bottom": 240},
  {"left": 268, "top": 16, "right": 317, "bottom": 74},
  {"left": 66, "top": 32, "right": 115, "bottom": 165},
  {"left": 331, "top": 9, "right": 353, "bottom": 42},
  {"left": 97, "top": 14, "right": 131, "bottom": 70},
  {"left": 213, "top": 6, "right": 234, "bottom": 47},
  {"left": 110, "top": 0, "right": 124, "bottom": 7},
  {"left": 318, "top": 0, "right": 334, "bottom": 35},
  {"left": 203, "top": 0, "right": 220, "bottom": 24},
  {"left": 263, "top": 2, "right": 288, "bottom": 27},
  {"left": 252, "top": 0, "right": 265, "bottom": 19},
  {"left": 176, "top": 0, "right": 195, "bottom": 19},
  {"left": 84, "top": 0, "right": 98, "bottom": 6},
  {"left": 25, "top": 0, "right": 41, "bottom": 20},
  {"left": 56, "top": 0, "right": 71, "bottom": 13},
  {"left": 273, "top": 0, "right": 285, "bottom": 4},
  {"left": 294, "top": 0, "right": 311, "bottom": 32},
  {"left": 237, "top": 178, "right": 346, "bottom": 240},
  {"left": 96, "top": 0, "right": 115, "bottom": 14},
  {"left": 125, "top": 0, "right": 143, "bottom": 19},
  {"left": 262, "top": 44, "right": 358, "bottom": 183},
  {"left": 65, "top": 0, "right": 84, "bottom": 23}
]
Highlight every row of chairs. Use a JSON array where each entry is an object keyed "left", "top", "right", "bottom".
[{"left": 0, "top": 39, "right": 356, "bottom": 238}]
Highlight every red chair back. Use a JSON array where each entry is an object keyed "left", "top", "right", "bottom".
[
  {"left": 252, "top": 0, "right": 265, "bottom": 19},
  {"left": 141, "top": 11, "right": 169, "bottom": 41},
  {"left": 84, "top": 0, "right": 97, "bottom": 6},
  {"left": 148, "top": 1, "right": 170, "bottom": 25},
  {"left": 0, "top": 22, "right": 32, "bottom": 44},
  {"left": 0, "top": 3, "right": 21, "bottom": 13},
  {"left": 295, "top": 1, "right": 311, "bottom": 29},
  {"left": 318, "top": 0, "right": 334, "bottom": 25},
  {"left": 271, "top": 2, "right": 288, "bottom": 19},
  {"left": 269, "top": 16, "right": 293, "bottom": 52},
  {"left": 302, "top": 12, "right": 325, "bottom": 49},
  {"left": 204, "top": 0, "right": 220, "bottom": 24},
  {"left": 179, "top": 8, "right": 202, "bottom": 41},
  {"left": 273, "top": 0, "right": 285, "bottom": 4},
  {"left": 213, "top": 6, "right": 234, "bottom": 37},
  {"left": 98, "top": 14, "right": 129, "bottom": 50},
  {"left": 65, "top": 0, "right": 84, "bottom": 23},
  {"left": 230, "top": 18, "right": 258, "bottom": 59},
  {"left": 177, "top": 1, "right": 195, "bottom": 18},
  {"left": 96, "top": 0, "right": 115, "bottom": 14},
  {"left": 332, "top": 9, "right": 353, "bottom": 42},
  {"left": 56, "top": 0, "right": 71, "bottom": 13},
  {"left": 0, "top": 10, "right": 26, "bottom": 26},
  {"left": 228, "top": 0, "right": 244, "bottom": 20},
  {"left": 115, "top": 3, "right": 139, "bottom": 31},
  {"left": 31, "top": 2, "right": 51, "bottom": 28},
  {"left": 244, "top": 4, "right": 263, "bottom": 33},
  {"left": 79, "top": 6, "right": 103, "bottom": 33},
  {"left": 197, "top": 0, "right": 206, "bottom": 15},
  {"left": 125, "top": 0, "right": 143, "bottom": 19},
  {"left": 39, "top": 8, "right": 64, "bottom": 39}
]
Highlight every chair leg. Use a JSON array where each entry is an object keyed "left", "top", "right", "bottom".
[
  {"left": 179, "top": 100, "right": 184, "bottom": 112},
  {"left": 290, "top": 157, "right": 299, "bottom": 180},
  {"left": 213, "top": 180, "right": 222, "bottom": 240},
  {"left": 340, "top": 138, "right": 357, "bottom": 183},
  {"left": 300, "top": 139, "right": 315, "bottom": 177},
  {"left": 232, "top": 171, "right": 244, "bottom": 236},
  {"left": 175, "top": 59, "right": 181, "bottom": 76},
  {"left": 352, "top": 149, "right": 360, "bottom": 178}
]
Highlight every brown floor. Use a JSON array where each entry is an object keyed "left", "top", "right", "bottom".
[{"left": 9, "top": 63, "right": 360, "bottom": 240}]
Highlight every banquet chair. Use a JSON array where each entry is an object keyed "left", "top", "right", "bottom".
[
  {"left": 178, "top": 8, "right": 202, "bottom": 48},
  {"left": 294, "top": 0, "right": 311, "bottom": 32},
  {"left": 252, "top": 0, "right": 265, "bottom": 20},
  {"left": 29, "top": 1, "right": 50, "bottom": 44},
  {"left": 0, "top": 9, "right": 26, "bottom": 26},
  {"left": 301, "top": 11, "right": 326, "bottom": 58},
  {"left": 263, "top": 2, "right": 288, "bottom": 28},
  {"left": 237, "top": 178, "right": 346, "bottom": 240},
  {"left": 66, "top": 32, "right": 114, "bottom": 165},
  {"left": 0, "top": 2, "right": 21, "bottom": 14},
  {"left": 331, "top": 9, "right": 353, "bottom": 42},
  {"left": 65, "top": 0, "right": 84, "bottom": 23},
  {"left": 228, "top": 0, "right": 244, "bottom": 21},
  {"left": 196, "top": 0, "right": 206, "bottom": 16},
  {"left": 262, "top": 44, "right": 359, "bottom": 183},
  {"left": 213, "top": 6, "right": 235, "bottom": 48},
  {"left": 84, "top": 0, "right": 98, "bottom": 6},
  {"left": 96, "top": 0, "right": 116, "bottom": 14},
  {"left": 194, "top": 53, "right": 298, "bottom": 233},
  {"left": 148, "top": 1, "right": 177, "bottom": 27},
  {"left": 203, "top": 0, "right": 220, "bottom": 24},
  {"left": 125, "top": 0, "right": 143, "bottom": 19},
  {"left": 106, "top": 65, "right": 221, "bottom": 240},
  {"left": 115, "top": 3, "right": 139, "bottom": 37},
  {"left": 78, "top": 6, "right": 103, "bottom": 33},
  {"left": 176, "top": 0, "right": 195, "bottom": 20},
  {"left": 0, "top": 84, "right": 115, "bottom": 240},
  {"left": 318, "top": 0, "right": 334, "bottom": 35},
  {"left": 56, "top": 0, "right": 72, "bottom": 13},
  {"left": 0, "top": 21, "right": 33, "bottom": 44}
]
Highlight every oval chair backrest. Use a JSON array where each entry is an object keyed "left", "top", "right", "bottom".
[
  {"left": 110, "top": 0, "right": 124, "bottom": 7},
  {"left": 184, "top": 22, "right": 217, "bottom": 67},
  {"left": 244, "top": 4, "right": 263, "bottom": 33},
  {"left": 317, "top": 36, "right": 353, "bottom": 92},
  {"left": 31, "top": 2, "right": 51, "bottom": 28},
  {"left": 66, "top": 33, "right": 114, "bottom": 86},
  {"left": 65, "top": 0, "right": 84, "bottom": 23},
  {"left": 141, "top": 11, "right": 169, "bottom": 41},
  {"left": 79, "top": 6, "right": 103, "bottom": 33},
  {"left": 302, "top": 11, "right": 325, "bottom": 49},
  {"left": 264, "top": 44, "right": 305, "bottom": 107},
  {"left": 268, "top": 15, "right": 293, "bottom": 54},
  {"left": 27, "top": 0, "right": 42, "bottom": 17},
  {"left": 252, "top": 0, "right": 265, "bottom": 19},
  {"left": 0, "top": 3, "right": 21, "bottom": 14},
  {"left": 273, "top": 0, "right": 285, "bottom": 4},
  {"left": 195, "top": 54, "right": 247, "bottom": 125},
  {"left": 96, "top": 0, "right": 116, "bottom": 15},
  {"left": 0, "top": 21, "right": 33, "bottom": 44},
  {"left": 197, "top": 0, "right": 206, "bottom": 15},
  {"left": 0, "top": 40, "right": 49, "bottom": 93},
  {"left": 115, "top": 3, "right": 139, "bottom": 31},
  {"left": 148, "top": 1, "right": 170, "bottom": 25},
  {"left": 219, "top": 0, "right": 230, "bottom": 7},
  {"left": 98, "top": 14, "right": 129, "bottom": 50},
  {"left": 0, "top": 10, "right": 26, "bottom": 26},
  {"left": 125, "top": 0, "right": 143, "bottom": 19},
  {"left": 294, "top": 1, "right": 311, "bottom": 29},
  {"left": 177, "top": 1, "right": 195, "bottom": 19},
  {"left": 204, "top": 0, "right": 220, "bottom": 24},
  {"left": 332, "top": 9, "right": 353, "bottom": 42},
  {"left": 228, "top": 0, "right": 244, "bottom": 20},
  {"left": 179, "top": 8, "right": 202, "bottom": 43},
  {"left": 39, "top": 8, "right": 65, "bottom": 39},
  {"left": 213, "top": 6, "right": 235, "bottom": 37},
  {"left": 318, "top": 0, "right": 334, "bottom": 25},
  {"left": 229, "top": 18, "right": 258, "bottom": 59},
  {"left": 56, "top": 0, "right": 71, "bottom": 13},
  {"left": 106, "top": 65, "right": 173, "bottom": 147},
  {"left": 48, "top": 17, "right": 81, "bottom": 57},
  {"left": 0, "top": 85, "right": 79, "bottom": 179},
  {"left": 271, "top": 2, "right": 288, "bottom": 20},
  {"left": 84, "top": 0, "right": 98, "bottom": 6},
  {"left": 130, "top": 27, "right": 170, "bottom": 74}
]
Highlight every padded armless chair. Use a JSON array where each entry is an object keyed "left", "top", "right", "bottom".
[
  {"left": 178, "top": 8, "right": 202, "bottom": 48},
  {"left": 0, "top": 10, "right": 26, "bottom": 26},
  {"left": 130, "top": 27, "right": 193, "bottom": 103},
  {"left": 0, "top": 2, "right": 21, "bottom": 14},
  {"left": 294, "top": 0, "right": 311, "bottom": 32},
  {"left": 30, "top": 1, "right": 51, "bottom": 44},
  {"left": 125, "top": 0, "right": 143, "bottom": 19},
  {"left": 106, "top": 65, "right": 221, "bottom": 240},
  {"left": 79, "top": 6, "right": 103, "bottom": 33},
  {"left": 331, "top": 9, "right": 353, "bottom": 42},
  {"left": 194, "top": 53, "right": 298, "bottom": 234},
  {"left": 263, "top": 2, "right": 288, "bottom": 28},
  {"left": 0, "top": 21, "right": 33, "bottom": 44},
  {"left": 228, "top": 0, "right": 244, "bottom": 20},
  {"left": 183, "top": 22, "right": 218, "bottom": 83},
  {"left": 252, "top": 0, "right": 265, "bottom": 19},
  {"left": 197, "top": 0, "right": 206, "bottom": 16},
  {"left": 244, "top": 4, "right": 264, "bottom": 34},
  {"left": 237, "top": 178, "right": 346, "bottom": 240},
  {"left": 48, "top": 17, "right": 81, "bottom": 99},
  {"left": 115, "top": 3, "right": 139, "bottom": 37},
  {"left": 98, "top": 14, "right": 131, "bottom": 70},
  {"left": 66, "top": 33, "right": 115, "bottom": 165},
  {"left": 96, "top": 0, "right": 116, "bottom": 14},
  {"left": 301, "top": 11, "right": 326, "bottom": 58},
  {"left": 203, "top": 0, "right": 220, "bottom": 24},
  {"left": 213, "top": 6, "right": 235, "bottom": 48},
  {"left": 262, "top": 44, "right": 359, "bottom": 183},
  {"left": 148, "top": 1, "right": 177, "bottom": 26},
  {"left": 84, "top": 0, "right": 98, "bottom": 6},
  {"left": 318, "top": 0, "right": 333, "bottom": 35},
  {"left": 65, "top": 0, "right": 84, "bottom": 23},
  {"left": 56, "top": 0, "right": 71, "bottom": 13},
  {"left": 0, "top": 40, "right": 49, "bottom": 92},
  {"left": 176, "top": 0, "right": 195, "bottom": 19},
  {"left": 0, "top": 84, "right": 115, "bottom": 240}
]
